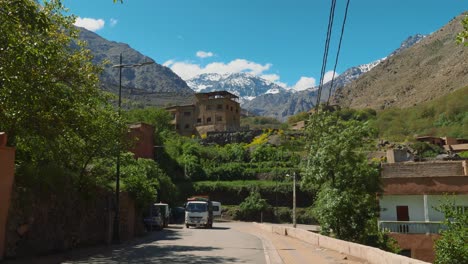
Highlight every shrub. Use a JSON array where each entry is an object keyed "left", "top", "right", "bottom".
[{"left": 237, "top": 191, "right": 270, "bottom": 221}]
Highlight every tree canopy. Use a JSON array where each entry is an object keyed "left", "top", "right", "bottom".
[
  {"left": 302, "top": 111, "right": 381, "bottom": 243},
  {"left": 0, "top": 0, "right": 122, "bottom": 177}
]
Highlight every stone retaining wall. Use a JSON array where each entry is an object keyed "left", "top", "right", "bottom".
[{"left": 256, "top": 223, "right": 430, "bottom": 264}]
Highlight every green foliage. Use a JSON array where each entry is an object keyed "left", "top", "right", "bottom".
[
  {"left": 312, "top": 185, "right": 379, "bottom": 241},
  {"left": 241, "top": 116, "right": 283, "bottom": 130},
  {"left": 91, "top": 153, "right": 177, "bottom": 208},
  {"left": 303, "top": 111, "right": 381, "bottom": 244},
  {"left": 456, "top": 14, "right": 468, "bottom": 46},
  {"left": 374, "top": 87, "right": 468, "bottom": 140},
  {"left": 0, "top": 0, "right": 121, "bottom": 185},
  {"left": 459, "top": 151, "right": 468, "bottom": 158},
  {"left": 193, "top": 180, "right": 293, "bottom": 194},
  {"left": 411, "top": 142, "right": 444, "bottom": 158},
  {"left": 434, "top": 199, "right": 468, "bottom": 264},
  {"left": 238, "top": 191, "right": 270, "bottom": 220},
  {"left": 287, "top": 112, "right": 310, "bottom": 124}
]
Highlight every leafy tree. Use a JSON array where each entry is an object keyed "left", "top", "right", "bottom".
[
  {"left": 434, "top": 199, "right": 468, "bottom": 264},
  {"left": 238, "top": 190, "right": 270, "bottom": 221},
  {"left": 92, "top": 153, "right": 177, "bottom": 208},
  {"left": 0, "top": 0, "right": 120, "bottom": 176},
  {"left": 302, "top": 111, "right": 381, "bottom": 242}
]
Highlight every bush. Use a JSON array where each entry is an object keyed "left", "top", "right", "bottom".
[{"left": 237, "top": 191, "right": 270, "bottom": 221}]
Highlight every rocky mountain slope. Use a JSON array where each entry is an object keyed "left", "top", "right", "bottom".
[
  {"left": 333, "top": 13, "right": 468, "bottom": 110},
  {"left": 243, "top": 34, "right": 426, "bottom": 121},
  {"left": 78, "top": 27, "right": 194, "bottom": 107}
]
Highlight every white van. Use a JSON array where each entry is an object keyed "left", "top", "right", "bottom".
[{"left": 212, "top": 201, "right": 221, "bottom": 217}]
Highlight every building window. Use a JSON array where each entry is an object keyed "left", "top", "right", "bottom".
[
  {"left": 207, "top": 117, "right": 212, "bottom": 123},
  {"left": 231, "top": 106, "right": 233, "bottom": 111},
  {"left": 217, "top": 104, "right": 222, "bottom": 110},
  {"left": 184, "top": 111, "right": 191, "bottom": 116},
  {"left": 172, "top": 113, "right": 176, "bottom": 119},
  {"left": 216, "top": 116, "right": 222, "bottom": 122},
  {"left": 176, "top": 124, "right": 180, "bottom": 129},
  {"left": 236, "top": 109, "right": 238, "bottom": 113},
  {"left": 197, "top": 118, "right": 202, "bottom": 123},
  {"left": 206, "top": 105, "right": 212, "bottom": 110},
  {"left": 185, "top": 124, "right": 190, "bottom": 129},
  {"left": 226, "top": 105, "right": 229, "bottom": 110}
]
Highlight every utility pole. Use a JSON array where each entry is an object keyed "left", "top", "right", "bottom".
[
  {"left": 293, "top": 172, "right": 296, "bottom": 228},
  {"left": 112, "top": 53, "right": 154, "bottom": 243}
]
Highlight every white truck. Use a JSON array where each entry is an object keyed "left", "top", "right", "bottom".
[{"left": 185, "top": 197, "right": 213, "bottom": 228}]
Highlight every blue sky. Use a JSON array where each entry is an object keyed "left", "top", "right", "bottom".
[{"left": 64, "top": 0, "right": 467, "bottom": 91}]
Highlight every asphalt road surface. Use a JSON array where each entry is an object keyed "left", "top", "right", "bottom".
[
  {"left": 4, "top": 222, "right": 364, "bottom": 264},
  {"left": 64, "top": 223, "right": 266, "bottom": 264}
]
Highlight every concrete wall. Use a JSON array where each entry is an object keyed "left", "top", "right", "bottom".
[
  {"left": 382, "top": 161, "right": 465, "bottom": 178},
  {"left": 256, "top": 223, "right": 430, "bottom": 264},
  {"left": 0, "top": 134, "right": 15, "bottom": 260}
]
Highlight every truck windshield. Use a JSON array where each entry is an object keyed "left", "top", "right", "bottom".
[{"left": 186, "top": 203, "right": 207, "bottom": 212}]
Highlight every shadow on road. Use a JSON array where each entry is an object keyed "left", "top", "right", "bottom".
[{"left": 67, "top": 244, "right": 239, "bottom": 264}]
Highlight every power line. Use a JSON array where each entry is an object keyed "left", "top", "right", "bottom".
[
  {"left": 315, "top": 0, "right": 337, "bottom": 110},
  {"left": 327, "top": 0, "right": 351, "bottom": 105}
]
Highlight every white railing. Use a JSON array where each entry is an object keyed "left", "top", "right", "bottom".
[{"left": 378, "top": 221, "right": 446, "bottom": 234}]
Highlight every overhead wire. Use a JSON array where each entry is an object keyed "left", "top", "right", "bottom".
[
  {"left": 326, "top": 0, "right": 351, "bottom": 105},
  {"left": 315, "top": 0, "right": 337, "bottom": 110}
]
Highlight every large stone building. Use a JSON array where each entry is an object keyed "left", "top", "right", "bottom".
[
  {"left": 378, "top": 152, "right": 468, "bottom": 262},
  {"left": 166, "top": 91, "right": 241, "bottom": 137}
]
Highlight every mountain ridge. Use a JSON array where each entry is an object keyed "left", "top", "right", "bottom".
[{"left": 333, "top": 13, "right": 468, "bottom": 110}]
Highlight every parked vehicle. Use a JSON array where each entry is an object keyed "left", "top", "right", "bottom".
[
  {"left": 143, "top": 204, "right": 164, "bottom": 231},
  {"left": 212, "top": 201, "right": 222, "bottom": 217},
  {"left": 153, "top": 203, "right": 170, "bottom": 227},
  {"left": 171, "top": 206, "right": 185, "bottom": 224},
  {"left": 185, "top": 196, "right": 213, "bottom": 228}
]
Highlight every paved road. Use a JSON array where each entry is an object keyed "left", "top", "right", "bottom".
[
  {"left": 3, "top": 222, "right": 365, "bottom": 264},
  {"left": 63, "top": 223, "right": 266, "bottom": 264}
]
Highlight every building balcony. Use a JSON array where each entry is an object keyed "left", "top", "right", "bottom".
[{"left": 378, "top": 221, "right": 446, "bottom": 234}]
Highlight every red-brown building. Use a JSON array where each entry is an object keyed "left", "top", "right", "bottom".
[{"left": 127, "top": 123, "right": 155, "bottom": 159}]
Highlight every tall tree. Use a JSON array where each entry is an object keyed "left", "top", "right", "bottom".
[
  {"left": 302, "top": 110, "right": 380, "bottom": 242},
  {"left": 0, "top": 0, "right": 121, "bottom": 173}
]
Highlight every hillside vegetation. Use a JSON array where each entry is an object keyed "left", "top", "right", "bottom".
[{"left": 375, "top": 86, "right": 468, "bottom": 141}]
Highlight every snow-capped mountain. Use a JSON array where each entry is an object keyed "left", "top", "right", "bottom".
[{"left": 187, "top": 73, "right": 287, "bottom": 103}]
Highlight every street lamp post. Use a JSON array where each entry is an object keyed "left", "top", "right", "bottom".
[
  {"left": 286, "top": 172, "right": 297, "bottom": 228},
  {"left": 112, "top": 53, "right": 154, "bottom": 243}
]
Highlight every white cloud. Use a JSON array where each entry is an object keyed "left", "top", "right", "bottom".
[
  {"left": 163, "top": 59, "right": 272, "bottom": 80},
  {"left": 196, "top": 51, "right": 214, "bottom": 58},
  {"left": 74, "top": 17, "right": 105, "bottom": 32},
  {"left": 292, "top": 76, "right": 316, "bottom": 91},
  {"left": 109, "top": 18, "right": 118, "bottom": 27},
  {"left": 323, "top": 70, "right": 339, "bottom": 84}
]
